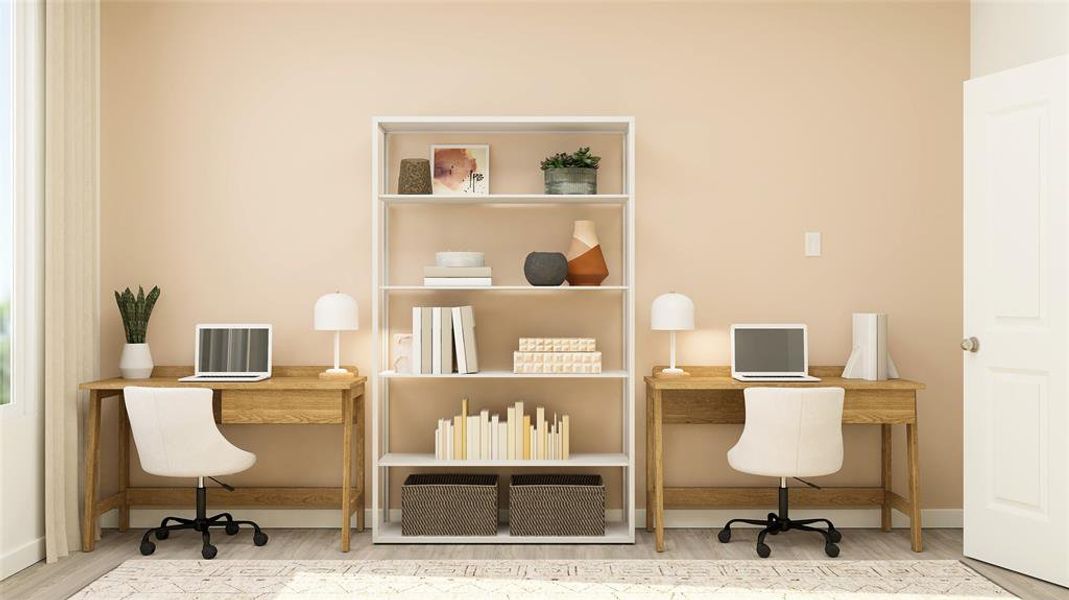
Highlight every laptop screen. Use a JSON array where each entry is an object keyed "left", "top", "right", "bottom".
[
  {"left": 197, "top": 327, "right": 270, "bottom": 373},
  {"left": 734, "top": 327, "right": 806, "bottom": 373}
]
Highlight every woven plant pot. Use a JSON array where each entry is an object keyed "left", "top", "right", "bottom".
[
  {"left": 509, "top": 474, "right": 605, "bottom": 536},
  {"left": 544, "top": 167, "right": 597, "bottom": 195},
  {"left": 401, "top": 474, "right": 498, "bottom": 536}
]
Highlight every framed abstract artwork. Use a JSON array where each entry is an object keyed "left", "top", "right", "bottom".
[{"left": 431, "top": 144, "right": 490, "bottom": 195}]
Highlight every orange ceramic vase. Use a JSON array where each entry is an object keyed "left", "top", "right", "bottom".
[{"left": 566, "top": 220, "right": 609, "bottom": 286}]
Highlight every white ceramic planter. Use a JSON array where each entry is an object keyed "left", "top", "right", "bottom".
[{"left": 120, "top": 342, "right": 154, "bottom": 379}]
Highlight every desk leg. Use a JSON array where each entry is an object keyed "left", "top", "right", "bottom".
[
  {"left": 906, "top": 421, "right": 923, "bottom": 551},
  {"left": 653, "top": 387, "right": 665, "bottom": 552},
  {"left": 340, "top": 390, "right": 353, "bottom": 552},
  {"left": 645, "top": 384, "right": 654, "bottom": 532},
  {"left": 355, "top": 392, "right": 365, "bottom": 533},
  {"left": 881, "top": 424, "right": 892, "bottom": 532},
  {"left": 81, "top": 391, "right": 102, "bottom": 552},
  {"left": 118, "top": 401, "right": 130, "bottom": 532}
]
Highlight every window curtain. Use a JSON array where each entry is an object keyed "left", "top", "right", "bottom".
[{"left": 43, "top": 0, "right": 99, "bottom": 562}]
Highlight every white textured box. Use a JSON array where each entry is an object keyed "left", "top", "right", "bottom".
[
  {"left": 517, "top": 338, "right": 596, "bottom": 352},
  {"left": 513, "top": 351, "right": 602, "bottom": 374}
]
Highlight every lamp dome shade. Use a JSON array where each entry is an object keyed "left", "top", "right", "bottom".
[
  {"left": 314, "top": 292, "right": 359, "bottom": 331},
  {"left": 651, "top": 292, "right": 695, "bottom": 331}
]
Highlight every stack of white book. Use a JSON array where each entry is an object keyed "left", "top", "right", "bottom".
[
  {"left": 434, "top": 398, "right": 570, "bottom": 461},
  {"left": 411, "top": 305, "right": 479, "bottom": 374},
  {"left": 513, "top": 337, "right": 602, "bottom": 374},
  {"left": 423, "top": 266, "right": 492, "bottom": 287}
]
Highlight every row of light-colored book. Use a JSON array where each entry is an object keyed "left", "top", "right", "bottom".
[
  {"left": 512, "top": 338, "right": 602, "bottom": 374},
  {"left": 434, "top": 398, "right": 570, "bottom": 461},
  {"left": 423, "top": 265, "right": 492, "bottom": 287},
  {"left": 411, "top": 306, "right": 479, "bottom": 374}
]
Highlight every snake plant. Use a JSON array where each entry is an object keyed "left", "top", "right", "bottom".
[{"left": 114, "top": 286, "right": 160, "bottom": 344}]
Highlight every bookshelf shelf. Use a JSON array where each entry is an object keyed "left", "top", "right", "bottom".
[
  {"left": 381, "top": 193, "right": 628, "bottom": 205},
  {"left": 382, "top": 285, "right": 628, "bottom": 291},
  {"left": 379, "top": 370, "right": 627, "bottom": 379},
  {"left": 374, "top": 521, "right": 634, "bottom": 544},
  {"left": 371, "top": 115, "right": 636, "bottom": 546},
  {"left": 378, "top": 452, "right": 629, "bottom": 467}
]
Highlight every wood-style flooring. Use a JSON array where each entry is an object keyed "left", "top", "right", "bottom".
[{"left": 2, "top": 528, "right": 1066, "bottom": 599}]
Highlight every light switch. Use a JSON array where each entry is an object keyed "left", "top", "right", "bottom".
[{"left": 805, "top": 232, "right": 821, "bottom": 257}]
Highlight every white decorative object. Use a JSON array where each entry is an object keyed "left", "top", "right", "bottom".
[
  {"left": 513, "top": 351, "right": 602, "bottom": 374},
  {"left": 651, "top": 292, "right": 695, "bottom": 375},
  {"left": 435, "top": 251, "right": 484, "bottom": 268},
  {"left": 392, "top": 333, "right": 413, "bottom": 374},
  {"left": 842, "top": 313, "right": 899, "bottom": 381},
  {"left": 119, "top": 343, "right": 154, "bottom": 379},
  {"left": 518, "top": 338, "right": 596, "bottom": 352},
  {"left": 314, "top": 292, "right": 359, "bottom": 378}
]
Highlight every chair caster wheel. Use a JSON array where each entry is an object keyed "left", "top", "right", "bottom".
[
  {"left": 225, "top": 522, "right": 240, "bottom": 535},
  {"left": 139, "top": 540, "right": 156, "bottom": 555},
  {"left": 829, "top": 529, "right": 842, "bottom": 543},
  {"left": 717, "top": 529, "right": 731, "bottom": 543},
  {"left": 253, "top": 531, "right": 269, "bottom": 546},
  {"left": 154, "top": 528, "right": 169, "bottom": 540},
  {"left": 756, "top": 543, "right": 771, "bottom": 558},
  {"left": 202, "top": 544, "right": 217, "bottom": 560},
  {"left": 825, "top": 543, "right": 840, "bottom": 558}
]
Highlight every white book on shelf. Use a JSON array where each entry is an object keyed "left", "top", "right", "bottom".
[
  {"left": 441, "top": 308, "right": 453, "bottom": 373},
  {"left": 411, "top": 307, "right": 422, "bottom": 374},
  {"left": 420, "top": 308, "right": 433, "bottom": 374},
  {"left": 514, "top": 401, "right": 524, "bottom": 459},
  {"left": 431, "top": 307, "right": 442, "bottom": 374},
  {"left": 466, "top": 415, "right": 478, "bottom": 460},
  {"left": 480, "top": 410, "right": 490, "bottom": 460},
  {"left": 506, "top": 406, "right": 516, "bottom": 460},
  {"left": 536, "top": 407, "right": 546, "bottom": 460},
  {"left": 490, "top": 414, "right": 499, "bottom": 460},
  {"left": 423, "top": 266, "right": 492, "bottom": 278},
  {"left": 459, "top": 305, "right": 479, "bottom": 372},
  {"left": 498, "top": 422, "right": 507, "bottom": 460},
  {"left": 451, "top": 307, "right": 468, "bottom": 374},
  {"left": 562, "top": 415, "right": 570, "bottom": 459}
]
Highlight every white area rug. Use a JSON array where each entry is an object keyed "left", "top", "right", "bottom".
[{"left": 71, "top": 559, "right": 1015, "bottom": 599}]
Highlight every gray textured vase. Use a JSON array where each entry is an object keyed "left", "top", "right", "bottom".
[
  {"left": 398, "top": 158, "right": 432, "bottom": 194},
  {"left": 524, "top": 252, "right": 568, "bottom": 286},
  {"left": 544, "top": 167, "right": 597, "bottom": 195}
]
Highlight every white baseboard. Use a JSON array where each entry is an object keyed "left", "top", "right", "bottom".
[
  {"left": 101, "top": 508, "right": 962, "bottom": 531},
  {"left": 0, "top": 536, "right": 45, "bottom": 580}
]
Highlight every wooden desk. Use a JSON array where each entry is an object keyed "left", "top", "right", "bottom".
[
  {"left": 645, "top": 366, "right": 925, "bottom": 553},
  {"left": 78, "top": 366, "right": 366, "bottom": 552}
]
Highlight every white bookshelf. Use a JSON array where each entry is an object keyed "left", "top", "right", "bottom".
[{"left": 371, "top": 116, "right": 636, "bottom": 545}]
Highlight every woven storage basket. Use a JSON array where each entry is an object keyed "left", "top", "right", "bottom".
[
  {"left": 509, "top": 474, "right": 605, "bottom": 536},
  {"left": 401, "top": 474, "right": 498, "bottom": 536}
]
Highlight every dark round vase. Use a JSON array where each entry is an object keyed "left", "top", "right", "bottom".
[{"left": 524, "top": 252, "right": 568, "bottom": 286}]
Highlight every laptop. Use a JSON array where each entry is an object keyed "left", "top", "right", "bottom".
[
  {"left": 179, "top": 324, "right": 273, "bottom": 382},
  {"left": 730, "top": 324, "right": 821, "bottom": 382}
]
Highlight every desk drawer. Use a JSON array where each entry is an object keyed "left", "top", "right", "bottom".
[{"left": 220, "top": 390, "right": 346, "bottom": 424}]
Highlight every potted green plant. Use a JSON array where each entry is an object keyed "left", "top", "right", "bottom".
[
  {"left": 115, "top": 285, "right": 161, "bottom": 379},
  {"left": 540, "top": 147, "right": 601, "bottom": 194}
]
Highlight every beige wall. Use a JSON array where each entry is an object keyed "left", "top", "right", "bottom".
[
  {"left": 100, "top": 1, "right": 969, "bottom": 511},
  {"left": 971, "top": 0, "right": 1069, "bottom": 77}
]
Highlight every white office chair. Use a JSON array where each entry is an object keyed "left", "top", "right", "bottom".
[
  {"left": 124, "top": 386, "right": 268, "bottom": 559},
  {"left": 717, "top": 386, "right": 845, "bottom": 558}
]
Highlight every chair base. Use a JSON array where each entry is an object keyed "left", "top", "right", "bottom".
[
  {"left": 138, "top": 484, "right": 268, "bottom": 560},
  {"left": 716, "top": 485, "right": 841, "bottom": 558}
]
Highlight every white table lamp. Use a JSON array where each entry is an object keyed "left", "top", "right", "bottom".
[
  {"left": 651, "top": 292, "right": 695, "bottom": 375},
  {"left": 315, "top": 292, "right": 359, "bottom": 379}
]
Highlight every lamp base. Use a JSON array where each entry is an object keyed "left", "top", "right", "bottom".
[
  {"left": 657, "top": 367, "right": 689, "bottom": 377},
  {"left": 319, "top": 368, "right": 355, "bottom": 381}
]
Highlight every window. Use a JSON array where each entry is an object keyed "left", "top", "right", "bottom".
[{"left": 0, "top": 0, "right": 13, "bottom": 406}]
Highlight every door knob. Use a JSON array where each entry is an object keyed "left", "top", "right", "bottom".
[{"left": 961, "top": 337, "right": 980, "bottom": 352}]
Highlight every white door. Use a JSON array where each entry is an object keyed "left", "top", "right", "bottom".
[{"left": 964, "top": 54, "right": 1068, "bottom": 587}]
